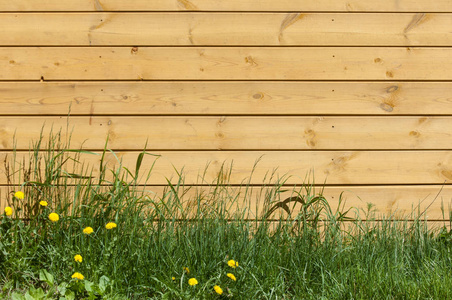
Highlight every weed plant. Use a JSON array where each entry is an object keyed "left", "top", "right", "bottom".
[{"left": 1, "top": 131, "right": 452, "bottom": 299}]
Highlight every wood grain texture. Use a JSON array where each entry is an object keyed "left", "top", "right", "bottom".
[
  {"left": 0, "top": 0, "right": 450, "bottom": 12},
  {"left": 2, "top": 13, "right": 450, "bottom": 46},
  {"left": 1, "top": 82, "right": 451, "bottom": 116},
  {"left": 2, "top": 151, "right": 452, "bottom": 185},
  {"left": 0, "top": 0, "right": 451, "bottom": 226},
  {"left": 2, "top": 47, "right": 451, "bottom": 80},
  {"left": 1, "top": 185, "right": 451, "bottom": 220},
  {"left": 1, "top": 116, "right": 452, "bottom": 150}
]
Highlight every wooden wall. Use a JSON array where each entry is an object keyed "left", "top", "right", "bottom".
[{"left": 1, "top": 0, "right": 452, "bottom": 221}]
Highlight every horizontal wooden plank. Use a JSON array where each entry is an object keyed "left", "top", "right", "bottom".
[
  {"left": 2, "top": 151, "right": 452, "bottom": 185},
  {"left": 2, "top": 116, "right": 452, "bottom": 150},
  {"left": 2, "top": 13, "right": 451, "bottom": 46},
  {"left": 2, "top": 47, "right": 451, "bottom": 80},
  {"left": 0, "top": 0, "right": 450, "bottom": 12},
  {"left": 1, "top": 185, "right": 451, "bottom": 220},
  {"left": 1, "top": 82, "right": 451, "bottom": 115}
]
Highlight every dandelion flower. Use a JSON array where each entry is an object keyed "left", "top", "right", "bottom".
[
  {"left": 39, "top": 201, "right": 48, "bottom": 207},
  {"left": 227, "top": 259, "right": 238, "bottom": 268},
  {"left": 74, "top": 254, "right": 82, "bottom": 263},
  {"left": 48, "top": 213, "right": 59, "bottom": 222},
  {"left": 83, "top": 227, "right": 94, "bottom": 235},
  {"left": 214, "top": 285, "right": 223, "bottom": 295},
  {"left": 227, "top": 273, "right": 236, "bottom": 281},
  {"left": 183, "top": 267, "right": 190, "bottom": 274},
  {"left": 172, "top": 277, "right": 175, "bottom": 281},
  {"left": 4, "top": 207, "right": 13, "bottom": 216},
  {"left": 105, "top": 222, "right": 117, "bottom": 229},
  {"left": 14, "top": 191, "right": 24, "bottom": 200},
  {"left": 188, "top": 278, "right": 198, "bottom": 286},
  {"left": 71, "top": 272, "right": 84, "bottom": 280}
]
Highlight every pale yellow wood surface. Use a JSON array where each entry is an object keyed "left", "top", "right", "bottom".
[
  {"left": 1, "top": 82, "right": 451, "bottom": 116},
  {"left": 2, "top": 13, "right": 450, "bottom": 46},
  {"left": 1, "top": 185, "right": 451, "bottom": 220},
  {"left": 2, "top": 47, "right": 451, "bottom": 80},
  {"left": 1, "top": 116, "right": 452, "bottom": 150},
  {"left": 0, "top": 0, "right": 451, "bottom": 225},
  {"left": 2, "top": 151, "right": 452, "bottom": 185},
  {"left": 0, "top": 0, "right": 450, "bottom": 12}
]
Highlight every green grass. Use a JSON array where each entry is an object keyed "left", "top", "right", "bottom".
[{"left": 2, "top": 131, "right": 452, "bottom": 299}]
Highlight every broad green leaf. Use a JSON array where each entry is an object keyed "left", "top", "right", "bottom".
[
  {"left": 11, "top": 292, "right": 26, "bottom": 300},
  {"left": 98, "top": 275, "right": 110, "bottom": 294},
  {"left": 24, "top": 292, "right": 35, "bottom": 300},
  {"left": 39, "top": 269, "right": 54, "bottom": 286},
  {"left": 84, "top": 280, "right": 94, "bottom": 293},
  {"left": 28, "top": 287, "right": 45, "bottom": 299},
  {"left": 57, "top": 282, "right": 67, "bottom": 295},
  {"left": 64, "top": 291, "right": 75, "bottom": 300}
]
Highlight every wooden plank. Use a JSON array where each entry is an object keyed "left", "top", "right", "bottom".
[
  {"left": 1, "top": 82, "right": 451, "bottom": 116},
  {"left": 1, "top": 185, "right": 451, "bottom": 220},
  {"left": 2, "top": 47, "right": 451, "bottom": 80},
  {"left": 118, "top": 185, "right": 452, "bottom": 220},
  {"left": 2, "top": 13, "right": 451, "bottom": 46},
  {"left": 2, "top": 151, "right": 452, "bottom": 185},
  {"left": 2, "top": 116, "right": 452, "bottom": 150},
  {"left": 0, "top": 0, "right": 450, "bottom": 12}
]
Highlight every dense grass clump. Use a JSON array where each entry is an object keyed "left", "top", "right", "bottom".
[{"left": 1, "top": 132, "right": 452, "bottom": 299}]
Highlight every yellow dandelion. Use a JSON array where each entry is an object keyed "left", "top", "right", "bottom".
[
  {"left": 48, "top": 213, "right": 59, "bottom": 222},
  {"left": 105, "top": 222, "right": 117, "bottom": 229},
  {"left": 183, "top": 267, "right": 190, "bottom": 274},
  {"left": 71, "top": 272, "right": 84, "bottom": 280},
  {"left": 172, "top": 276, "right": 175, "bottom": 281},
  {"left": 227, "top": 259, "right": 238, "bottom": 268},
  {"left": 83, "top": 227, "right": 94, "bottom": 235},
  {"left": 227, "top": 273, "right": 236, "bottom": 281},
  {"left": 74, "top": 254, "right": 82, "bottom": 263},
  {"left": 4, "top": 207, "right": 13, "bottom": 216},
  {"left": 214, "top": 285, "right": 223, "bottom": 295},
  {"left": 188, "top": 278, "right": 198, "bottom": 286},
  {"left": 14, "top": 191, "right": 24, "bottom": 200},
  {"left": 39, "top": 201, "right": 48, "bottom": 207}
]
